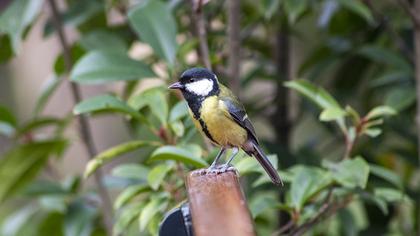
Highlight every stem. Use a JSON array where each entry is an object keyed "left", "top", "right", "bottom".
[
  {"left": 189, "top": 0, "right": 212, "bottom": 70},
  {"left": 289, "top": 195, "right": 353, "bottom": 236},
  {"left": 273, "top": 19, "right": 292, "bottom": 230},
  {"left": 227, "top": 0, "right": 241, "bottom": 95},
  {"left": 46, "top": 0, "right": 113, "bottom": 235}
]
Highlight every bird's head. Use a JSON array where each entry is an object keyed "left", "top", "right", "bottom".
[{"left": 169, "top": 68, "right": 219, "bottom": 98}]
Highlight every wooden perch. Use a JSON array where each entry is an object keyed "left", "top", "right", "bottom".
[{"left": 186, "top": 169, "right": 256, "bottom": 236}]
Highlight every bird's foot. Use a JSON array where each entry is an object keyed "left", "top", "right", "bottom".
[{"left": 205, "top": 164, "right": 236, "bottom": 174}]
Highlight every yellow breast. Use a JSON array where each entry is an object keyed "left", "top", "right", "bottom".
[{"left": 190, "top": 96, "right": 247, "bottom": 147}]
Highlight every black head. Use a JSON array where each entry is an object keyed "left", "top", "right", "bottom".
[{"left": 168, "top": 68, "right": 219, "bottom": 98}]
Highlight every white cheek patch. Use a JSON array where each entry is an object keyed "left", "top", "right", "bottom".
[{"left": 185, "top": 79, "right": 214, "bottom": 96}]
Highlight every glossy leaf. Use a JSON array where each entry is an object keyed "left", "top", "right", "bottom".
[
  {"left": 147, "top": 164, "right": 173, "bottom": 190},
  {"left": 79, "top": 30, "right": 127, "bottom": 52},
  {"left": 285, "top": 80, "right": 341, "bottom": 109},
  {"left": 74, "top": 94, "right": 141, "bottom": 120},
  {"left": 365, "top": 106, "right": 397, "bottom": 120},
  {"left": 85, "top": 141, "right": 159, "bottom": 178},
  {"left": 16, "top": 117, "right": 64, "bottom": 137},
  {"left": 327, "top": 157, "right": 369, "bottom": 189},
  {"left": 128, "top": 87, "right": 168, "bottom": 125},
  {"left": 148, "top": 146, "right": 207, "bottom": 168},
  {"left": 128, "top": 0, "right": 178, "bottom": 66},
  {"left": 111, "top": 164, "right": 149, "bottom": 181},
  {"left": 139, "top": 197, "right": 168, "bottom": 231},
  {"left": 289, "top": 166, "right": 332, "bottom": 211},
  {"left": 374, "top": 187, "right": 410, "bottom": 203},
  {"left": 114, "top": 202, "right": 145, "bottom": 235},
  {"left": 336, "top": 0, "right": 373, "bottom": 23},
  {"left": 70, "top": 50, "right": 155, "bottom": 84},
  {"left": 1, "top": 205, "right": 37, "bottom": 236},
  {"left": 0, "top": 140, "right": 67, "bottom": 203},
  {"left": 114, "top": 185, "right": 150, "bottom": 210},
  {"left": 64, "top": 200, "right": 97, "bottom": 236},
  {"left": 169, "top": 101, "right": 189, "bottom": 122},
  {"left": 34, "top": 75, "right": 62, "bottom": 116},
  {"left": 0, "top": 105, "right": 17, "bottom": 136},
  {"left": 357, "top": 45, "right": 411, "bottom": 71},
  {"left": 369, "top": 164, "right": 403, "bottom": 189},
  {"left": 0, "top": 0, "right": 43, "bottom": 53},
  {"left": 319, "top": 107, "right": 347, "bottom": 121}
]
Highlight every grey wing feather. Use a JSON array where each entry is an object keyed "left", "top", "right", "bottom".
[{"left": 222, "top": 98, "right": 259, "bottom": 144}]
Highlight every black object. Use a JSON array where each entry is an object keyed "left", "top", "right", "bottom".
[{"left": 159, "top": 202, "right": 194, "bottom": 236}]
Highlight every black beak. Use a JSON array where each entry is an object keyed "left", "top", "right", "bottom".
[{"left": 168, "top": 82, "right": 184, "bottom": 90}]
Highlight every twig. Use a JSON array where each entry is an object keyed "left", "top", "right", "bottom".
[
  {"left": 272, "top": 219, "right": 295, "bottom": 236},
  {"left": 289, "top": 195, "right": 353, "bottom": 236},
  {"left": 227, "top": 0, "right": 241, "bottom": 95},
  {"left": 395, "top": 0, "right": 420, "bottom": 28},
  {"left": 189, "top": 0, "right": 212, "bottom": 70},
  {"left": 46, "top": 0, "right": 113, "bottom": 235}
]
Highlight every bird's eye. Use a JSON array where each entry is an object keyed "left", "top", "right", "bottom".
[{"left": 189, "top": 78, "right": 195, "bottom": 83}]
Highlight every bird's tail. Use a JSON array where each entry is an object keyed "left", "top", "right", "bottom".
[{"left": 244, "top": 140, "right": 283, "bottom": 186}]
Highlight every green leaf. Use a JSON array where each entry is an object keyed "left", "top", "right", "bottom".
[
  {"left": 85, "top": 141, "right": 159, "bottom": 178},
  {"left": 374, "top": 187, "right": 411, "bottom": 203},
  {"left": 169, "top": 101, "right": 189, "bottom": 122},
  {"left": 148, "top": 146, "right": 207, "bottom": 168},
  {"left": 319, "top": 107, "right": 347, "bottom": 122},
  {"left": 170, "top": 121, "right": 184, "bottom": 137},
  {"left": 289, "top": 166, "right": 332, "bottom": 211},
  {"left": 249, "top": 192, "right": 278, "bottom": 218},
  {"left": 1, "top": 205, "right": 37, "bottom": 236},
  {"left": 70, "top": 50, "right": 155, "bottom": 84},
  {"left": 64, "top": 200, "right": 97, "bottom": 236},
  {"left": 357, "top": 45, "right": 411, "bottom": 71},
  {"left": 79, "top": 30, "right": 127, "bottom": 52},
  {"left": 114, "top": 202, "right": 145, "bottom": 235},
  {"left": 336, "top": 0, "right": 373, "bottom": 23},
  {"left": 284, "top": 80, "right": 341, "bottom": 109},
  {"left": 363, "top": 128, "right": 382, "bottom": 138},
  {"left": 128, "top": 0, "right": 178, "bottom": 66},
  {"left": 0, "top": 140, "right": 67, "bottom": 203},
  {"left": 0, "top": 0, "right": 43, "bottom": 53},
  {"left": 0, "top": 105, "right": 17, "bottom": 136},
  {"left": 369, "top": 164, "right": 403, "bottom": 189},
  {"left": 326, "top": 157, "right": 369, "bottom": 189},
  {"left": 385, "top": 87, "right": 416, "bottom": 111},
  {"left": 54, "top": 44, "right": 86, "bottom": 75},
  {"left": 43, "top": 0, "right": 103, "bottom": 37},
  {"left": 139, "top": 197, "right": 168, "bottom": 231},
  {"left": 111, "top": 164, "right": 149, "bottom": 181},
  {"left": 147, "top": 164, "right": 173, "bottom": 190},
  {"left": 0, "top": 35, "right": 13, "bottom": 63},
  {"left": 16, "top": 117, "right": 64, "bottom": 137},
  {"left": 365, "top": 106, "right": 397, "bottom": 120},
  {"left": 73, "top": 94, "right": 141, "bottom": 120},
  {"left": 34, "top": 75, "right": 62, "bottom": 116},
  {"left": 128, "top": 87, "right": 168, "bottom": 125},
  {"left": 114, "top": 185, "right": 150, "bottom": 210},
  {"left": 283, "top": 0, "right": 307, "bottom": 24}
]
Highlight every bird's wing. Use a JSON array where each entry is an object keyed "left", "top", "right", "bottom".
[{"left": 219, "top": 85, "right": 259, "bottom": 144}]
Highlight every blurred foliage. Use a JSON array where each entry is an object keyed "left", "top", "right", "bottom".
[{"left": 0, "top": 0, "right": 419, "bottom": 235}]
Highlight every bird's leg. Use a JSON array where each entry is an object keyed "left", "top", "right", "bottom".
[
  {"left": 220, "top": 147, "right": 239, "bottom": 172},
  {"left": 208, "top": 148, "right": 226, "bottom": 169}
]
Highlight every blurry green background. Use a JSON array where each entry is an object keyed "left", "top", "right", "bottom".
[{"left": 0, "top": 0, "right": 419, "bottom": 235}]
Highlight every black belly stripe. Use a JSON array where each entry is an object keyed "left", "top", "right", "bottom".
[{"left": 197, "top": 117, "right": 218, "bottom": 144}]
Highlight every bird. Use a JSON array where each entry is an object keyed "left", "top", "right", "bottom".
[{"left": 169, "top": 68, "right": 282, "bottom": 185}]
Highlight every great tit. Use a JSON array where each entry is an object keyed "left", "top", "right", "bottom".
[{"left": 169, "top": 68, "right": 282, "bottom": 185}]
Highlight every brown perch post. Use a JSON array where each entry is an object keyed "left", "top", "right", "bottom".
[{"left": 186, "top": 169, "right": 256, "bottom": 236}]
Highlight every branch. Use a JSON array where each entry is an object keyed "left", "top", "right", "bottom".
[
  {"left": 189, "top": 0, "right": 212, "bottom": 70},
  {"left": 46, "top": 0, "right": 113, "bottom": 235},
  {"left": 227, "top": 0, "right": 241, "bottom": 95},
  {"left": 289, "top": 195, "right": 353, "bottom": 236},
  {"left": 395, "top": 0, "right": 420, "bottom": 28}
]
